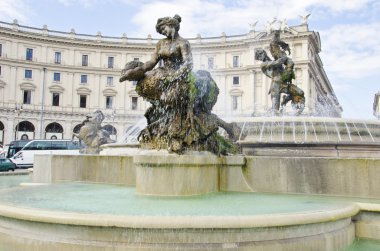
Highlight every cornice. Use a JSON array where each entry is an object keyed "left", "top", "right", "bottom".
[
  {"left": 0, "top": 57, "right": 122, "bottom": 74},
  {"left": 0, "top": 24, "right": 313, "bottom": 51},
  {"left": 0, "top": 30, "right": 156, "bottom": 51}
]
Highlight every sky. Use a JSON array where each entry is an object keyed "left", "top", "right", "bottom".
[{"left": 0, "top": 0, "right": 379, "bottom": 119}]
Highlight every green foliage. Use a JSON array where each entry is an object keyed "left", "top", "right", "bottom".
[
  {"left": 281, "top": 70, "right": 295, "bottom": 83},
  {"left": 213, "top": 134, "right": 240, "bottom": 155},
  {"left": 207, "top": 80, "right": 219, "bottom": 104},
  {"left": 188, "top": 73, "right": 198, "bottom": 103}
]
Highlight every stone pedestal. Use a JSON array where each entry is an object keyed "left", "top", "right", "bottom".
[{"left": 134, "top": 152, "right": 220, "bottom": 196}]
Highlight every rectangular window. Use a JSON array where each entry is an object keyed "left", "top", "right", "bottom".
[
  {"left": 52, "top": 93, "right": 60, "bottom": 106},
  {"left": 80, "top": 74, "right": 87, "bottom": 84},
  {"left": 233, "top": 55, "right": 239, "bottom": 67},
  {"left": 232, "top": 96, "right": 238, "bottom": 110},
  {"left": 23, "top": 90, "right": 31, "bottom": 104},
  {"left": 26, "top": 48, "right": 33, "bottom": 61},
  {"left": 106, "top": 76, "right": 113, "bottom": 86},
  {"left": 133, "top": 57, "right": 139, "bottom": 61},
  {"left": 79, "top": 95, "right": 87, "bottom": 108},
  {"left": 208, "top": 57, "right": 214, "bottom": 69},
  {"left": 106, "top": 96, "right": 113, "bottom": 109},
  {"left": 82, "top": 54, "right": 88, "bottom": 66},
  {"left": 53, "top": 72, "right": 60, "bottom": 82},
  {"left": 0, "top": 44, "right": 2, "bottom": 57},
  {"left": 233, "top": 76, "right": 240, "bottom": 85},
  {"left": 25, "top": 69, "right": 32, "bottom": 79},
  {"left": 54, "top": 52, "right": 61, "bottom": 64},
  {"left": 0, "top": 66, "right": 1, "bottom": 75},
  {"left": 108, "top": 56, "right": 114, "bottom": 68},
  {"left": 131, "top": 97, "right": 138, "bottom": 110}
]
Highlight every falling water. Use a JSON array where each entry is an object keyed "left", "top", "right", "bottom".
[
  {"left": 238, "top": 121, "right": 246, "bottom": 141},
  {"left": 352, "top": 123, "right": 363, "bottom": 142},
  {"left": 120, "top": 118, "right": 147, "bottom": 143},
  {"left": 334, "top": 122, "right": 342, "bottom": 142},
  {"left": 323, "top": 122, "right": 330, "bottom": 141},
  {"left": 344, "top": 122, "right": 352, "bottom": 142},
  {"left": 364, "top": 122, "right": 375, "bottom": 142},
  {"left": 303, "top": 121, "right": 307, "bottom": 142},
  {"left": 311, "top": 122, "right": 319, "bottom": 142},
  {"left": 259, "top": 121, "right": 266, "bottom": 142}
]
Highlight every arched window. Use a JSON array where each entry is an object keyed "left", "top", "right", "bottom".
[
  {"left": 45, "top": 122, "right": 64, "bottom": 139},
  {"left": 15, "top": 121, "right": 35, "bottom": 140},
  {"left": 103, "top": 124, "right": 117, "bottom": 141},
  {"left": 16, "top": 121, "right": 35, "bottom": 132},
  {"left": 0, "top": 121, "right": 4, "bottom": 145},
  {"left": 45, "top": 122, "right": 63, "bottom": 133},
  {"left": 73, "top": 124, "right": 82, "bottom": 134},
  {"left": 103, "top": 124, "right": 117, "bottom": 135}
]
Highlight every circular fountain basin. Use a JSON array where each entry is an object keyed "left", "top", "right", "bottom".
[
  {"left": 0, "top": 182, "right": 357, "bottom": 250},
  {"left": 235, "top": 116, "right": 380, "bottom": 158}
]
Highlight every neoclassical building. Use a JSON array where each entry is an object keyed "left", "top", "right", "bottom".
[{"left": 0, "top": 20, "right": 341, "bottom": 145}]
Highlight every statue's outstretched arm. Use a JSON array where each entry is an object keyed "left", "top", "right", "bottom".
[{"left": 141, "top": 42, "right": 160, "bottom": 72}]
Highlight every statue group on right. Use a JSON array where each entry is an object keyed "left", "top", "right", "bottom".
[{"left": 255, "top": 30, "right": 305, "bottom": 116}]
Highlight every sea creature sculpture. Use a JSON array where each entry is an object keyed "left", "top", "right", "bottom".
[{"left": 73, "top": 110, "right": 115, "bottom": 154}]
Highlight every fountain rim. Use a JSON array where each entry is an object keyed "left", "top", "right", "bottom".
[
  {"left": 0, "top": 202, "right": 361, "bottom": 229},
  {"left": 231, "top": 116, "right": 380, "bottom": 124}
]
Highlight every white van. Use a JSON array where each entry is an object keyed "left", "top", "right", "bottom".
[{"left": 10, "top": 140, "right": 81, "bottom": 168}]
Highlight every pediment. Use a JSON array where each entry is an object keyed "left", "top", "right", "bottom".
[
  {"left": 19, "top": 82, "right": 37, "bottom": 90},
  {"left": 128, "top": 89, "right": 138, "bottom": 96},
  {"left": 49, "top": 84, "right": 65, "bottom": 93},
  {"left": 102, "top": 88, "right": 118, "bottom": 96},
  {"left": 229, "top": 88, "right": 243, "bottom": 96},
  {"left": 76, "top": 87, "right": 92, "bottom": 95}
]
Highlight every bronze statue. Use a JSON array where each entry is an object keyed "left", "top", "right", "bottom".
[
  {"left": 73, "top": 110, "right": 115, "bottom": 154},
  {"left": 120, "top": 14, "right": 241, "bottom": 155},
  {"left": 255, "top": 30, "right": 305, "bottom": 115}
]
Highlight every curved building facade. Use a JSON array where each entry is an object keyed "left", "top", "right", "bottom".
[{"left": 0, "top": 20, "right": 341, "bottom": 144}]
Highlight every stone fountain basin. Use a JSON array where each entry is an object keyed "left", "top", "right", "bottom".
[
  {"left": 0, "top": 182, "right": 362, "bottom": 250},
  {"left": 7, "top": 151, "right": 380, "bottom": 250}
]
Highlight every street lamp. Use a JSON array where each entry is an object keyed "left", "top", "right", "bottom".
[
  {"left": 111, "top": 108, "right": 116, "bottom": 141},
  {"left": 374, "top": 92, "right": 380, "bottom": 119},
  {"left": 14, "top": 103, "right": 23, "bottom": 140},
  {"left": 39, "top": 67, "right": 47, "bottom": 139}
]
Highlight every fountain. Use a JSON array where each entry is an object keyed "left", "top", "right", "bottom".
[{"left": 0, "top": 15, "right": 380, "bottom": 251}]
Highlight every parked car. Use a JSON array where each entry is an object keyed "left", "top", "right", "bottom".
[
  {"left": 0, "top": 158, "right": 16, "bottom": 172},
  {"left": 5, "top": 140, "right": 30, "bottom": 158},
  {"left": 10, "top": 139, "right": 80, "bottom": 168}
]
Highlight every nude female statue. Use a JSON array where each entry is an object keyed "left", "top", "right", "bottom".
[{"left": 120, "top": 15, "right": 241, "bottom": 154}]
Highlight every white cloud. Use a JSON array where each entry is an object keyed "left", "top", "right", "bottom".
[
  {"left": 320, "top": 22, "right": 380, "bottom": 80},
  {"left": 57, "top": 0, "right": 113, "bottom": 8},
  {"left": 0, "top": 0, "right": 29, "bottom": 22},
  {"left": 126, "top": 0, "right": 375, "bottom": 37}
]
